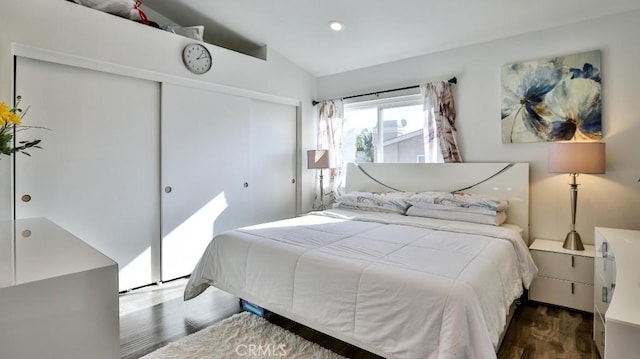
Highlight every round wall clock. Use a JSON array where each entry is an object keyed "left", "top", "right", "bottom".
[{"left": 182, "top": 43, "right": 212, "bottom": 74}]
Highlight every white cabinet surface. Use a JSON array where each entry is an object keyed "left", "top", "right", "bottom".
[
  {"left": 594, "top": 227, "right": 640, "bottom": 359},
  {"left": 0, "top": 218, "right": 118, "bottom": 359},
  {"left": 14, "top": 56, "right": 161, "bottom": 291},
  {"left": 528, "top": 239, "right": 594, "bottom": 312}
]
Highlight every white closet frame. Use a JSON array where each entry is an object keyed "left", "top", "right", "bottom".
[{"left": 11, "top": 43, "right": 302, "bottom": 290}]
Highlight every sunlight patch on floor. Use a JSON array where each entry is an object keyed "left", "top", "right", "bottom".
[{"left": 119, "top": 278, "right": 188, "bottom": 316}]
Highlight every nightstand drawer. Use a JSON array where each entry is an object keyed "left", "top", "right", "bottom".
[
  {"left": 529, "top": 276, "right": 593, "bottom": 312},
  {"left": 531, "top": 250, "right": 594, "bottom": 284}
]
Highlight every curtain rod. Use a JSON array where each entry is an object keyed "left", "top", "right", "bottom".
[{"left": 312, "top": 76, "right": 457, "bottom": 106}]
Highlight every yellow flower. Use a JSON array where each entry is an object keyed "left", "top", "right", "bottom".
[
  {"left": 0, "top": 102, "right": 21, "bottom": 126},
  {"left": 0, "top": 96, "right": 42, "bottom": 157}
]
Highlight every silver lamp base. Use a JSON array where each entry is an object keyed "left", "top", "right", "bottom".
[{"left": 563, "top": 230, "right": 585, "bottom": 251}]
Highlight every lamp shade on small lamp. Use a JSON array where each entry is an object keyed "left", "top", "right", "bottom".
[
  {"left": 307, "top": 150, "right": 334, "bottom": 170},
  {"left": 548, "top": 141, "right": 605, "bottom": 250},
  {"left": 307, "top": 150, "right": 334, "bottom": 210}
]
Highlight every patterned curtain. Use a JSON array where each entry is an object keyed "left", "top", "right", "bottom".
[
  {"left": 420, "top": 81, "right": 462, "bottom": 163},
  {"left": 316, "top": 99, "right": 344, "bottom": 209}
]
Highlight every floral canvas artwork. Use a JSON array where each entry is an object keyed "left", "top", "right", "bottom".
[{"left": 501, "top": 50, "right": 602, "bottom": 143}]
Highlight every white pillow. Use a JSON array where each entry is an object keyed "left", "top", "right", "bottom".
[
  {"left": 406, "top": 202, "right": 498, "bottom": 215},
  {"left": 407, "top": 191, "right": 509, "bottom": 213},
  {"left": 406, "top": 206, "right": 507, "bottom": 226},
  {"left": 334, "top": 191, "right": 412, "bottom": 214}
]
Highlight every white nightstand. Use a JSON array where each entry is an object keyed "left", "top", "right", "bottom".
[{"left": 528, "top": 238, "right": 595, "bottom": 312}]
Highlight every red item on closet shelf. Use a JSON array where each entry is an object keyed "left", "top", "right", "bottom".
[{"left": 133, "top": 0, "right": 148, "bottom": 25}]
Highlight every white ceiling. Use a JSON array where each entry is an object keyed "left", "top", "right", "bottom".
[{"left": 144, "top": 0, "right": 640, "bottom": 77}]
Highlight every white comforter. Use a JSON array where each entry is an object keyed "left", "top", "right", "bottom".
[{"left": 184, "top": 209, "right": 537, "bottom": 359}]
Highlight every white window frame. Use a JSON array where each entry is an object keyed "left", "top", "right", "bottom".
[{"left": 344, "top": 93, "right": 423, "bottom": 163}]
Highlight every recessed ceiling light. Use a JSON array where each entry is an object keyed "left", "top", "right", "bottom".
[{"left": 328, "top": 21, "right": 345, "bottom": 32}]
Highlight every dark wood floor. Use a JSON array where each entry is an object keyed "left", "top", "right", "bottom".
[
  {"left": 120, "top": 280, "right": 600, "bottom": 359},
  {"left": 498, "top": 302, "right": 599, "bottom": 359},
  {"left": 119, "top": 278, "right": 239, "bottom": 359}
]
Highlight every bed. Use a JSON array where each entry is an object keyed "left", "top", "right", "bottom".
[{"left": 184, "top": 162, "right": 537, "bottom": 358}]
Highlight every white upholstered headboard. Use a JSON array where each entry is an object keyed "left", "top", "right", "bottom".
[{"left": 345, "top": 162, "right": 530, "bottom": 242}]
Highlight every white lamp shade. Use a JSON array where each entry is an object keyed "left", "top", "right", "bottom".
[
  {"left": 307, "top": 150, "right": 334, "bottom": 169},
  {"left": 548, "top": 142, "right": 605, "bottom": 174}
]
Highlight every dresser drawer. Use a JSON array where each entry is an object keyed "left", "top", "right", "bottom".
[
  {"left": 594, "top": 227, "right": 640, "bottom": 359},
  {"left": 593, "top": 309, "right": 605, "bottom": 357},
  {"left": 529, "top": 276, "right": 593, "bottom": 312},
  {"left": 595, "top": 235, "right": 615, "bottom": 260},
  {"left": 531, "top": 250, "right": 594, "bottom": 284},
  {"left": 594, "top": 271, "right": 615, "bottom": 316},
  {"left": 595, "top": 254, "right": 616, "bottom": 286}
]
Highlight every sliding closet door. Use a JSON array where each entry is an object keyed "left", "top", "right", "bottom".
[
  {"left": 14, "top": 57, "right": 161, "bottom": 291},
  {"left": 249, "top": 100, "right": 297, "bottom": 223},
  {"left": 160, "top": 83, "right": 252, "bottom": 281}
]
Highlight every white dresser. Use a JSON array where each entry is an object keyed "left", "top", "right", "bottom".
[
  {"left": 0, "top": 218, "right": 119, "bottom": 359},
  {"left": 594, "top": 227, "right": 640, "bottom": 359},
  {"left": 528, "top": 238, "right": 594, "bottom": 312}
]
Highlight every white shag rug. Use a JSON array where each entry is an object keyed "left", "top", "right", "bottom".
[{"left": 141, "top": 311, "right": 347, "bottom": 359}]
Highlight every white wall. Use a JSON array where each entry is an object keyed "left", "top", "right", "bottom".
[
  {"left": 2, "top": 1, "right": 638, "bottom": 247},
  {"left": 317, "top": 10, "right": 640, "bottom": 245},
  {"left": 0, "top": 0, "right": 318, "bottom": 221}
]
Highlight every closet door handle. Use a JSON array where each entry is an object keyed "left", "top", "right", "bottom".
[
  {"left": 164, "top": 186, "right": 172, "bottom": 193},
  {"left": 602, "top": 286, "right": 609, "bottom": 303}
]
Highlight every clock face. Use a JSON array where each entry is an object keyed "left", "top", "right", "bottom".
[{"left": 182, "top": 43, "right": 212, "bottom": 74}]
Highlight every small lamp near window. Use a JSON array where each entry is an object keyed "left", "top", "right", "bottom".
[
  {"left": 548, "top": 141, "right": 605, "bottom": 250},
  {"left": 307, "top": 150, "right": 334, "bottom": 210}
]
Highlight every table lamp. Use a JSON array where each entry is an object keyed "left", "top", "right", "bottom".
[
  {"left": 307, "top": 150, "right": 334, "bottom": 210},
  {"left": 548, "top": 141, "right": 605, "bottom": 250}
]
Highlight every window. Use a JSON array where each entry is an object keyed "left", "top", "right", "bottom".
[{"left": 342, "top": 94, "right": 441, "bottom": 166}]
